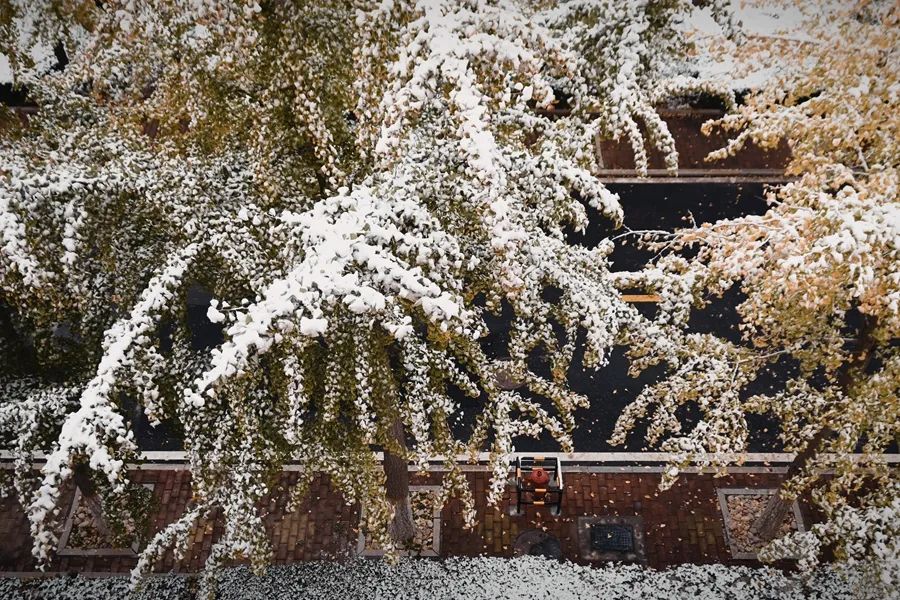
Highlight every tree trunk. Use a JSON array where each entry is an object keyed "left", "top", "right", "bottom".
[
  {"left": 384, "top": 416, "right": 415, "bottom": 544},
  {"left": 749, "top": 438, "right": 819, "bottom": 541},
  {"left": 749, "top": 492, "right": 793, "bottom": 542},
  {"left": 751, "top": 314, "right": 878, "bottom": 542},
  {"left": 72, "top": 463, "right": 111, "bottom": 537}
]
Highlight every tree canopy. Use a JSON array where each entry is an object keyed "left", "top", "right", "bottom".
[
  {"left": 0, "top": 0, "right": 896, "bottom": 595},
  {"left": 0, "top": 0, "right": 733, "bottom": 585},
  {"left": 613, "top": 1, "right": 899, "bottom": 589}
]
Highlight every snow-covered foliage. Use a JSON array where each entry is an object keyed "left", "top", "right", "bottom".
[
  {"left": 0, "top": 379, "right": 77, "bottom": 509},
  {"left": 681, "top": 0, "right": 811, "bottom": 90},
  {"left": 612, "top": 0, "right": 899, "bottom": 589},
  {"left": 0, "top": 557, "right": 885, "bottom": 600},
  {"left": 0, "top": 0, "right": 729, "bottom": 587},
  {"left": 762, "top": 480, "right": 900, "bottom": 594},
  {"left": 540, "top": 0, "right": 736, "bottom": 174}
]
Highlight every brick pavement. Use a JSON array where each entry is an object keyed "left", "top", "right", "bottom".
[
  {"left": 435, "top": 469, "right": 801, "bottom": 568},
  {"left": 594, "top": 109, "right": 791, "bottom": 174},
  {"left": 0, "top": 466, "right": 805, "bottom": 574}
]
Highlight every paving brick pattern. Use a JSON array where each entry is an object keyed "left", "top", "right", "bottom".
[
  {"left": 0, "top": 467, "right": 804, "bottom": 574},
  {"left": 435, "top": 470, "right": 800, "bottom": 568},
  {"left": 595, "top": 110, "right": 791, "bottom": 173}
]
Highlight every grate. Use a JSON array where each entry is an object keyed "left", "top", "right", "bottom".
[{"left": 590, "top": 524, "right": 635, "bottom": 553}]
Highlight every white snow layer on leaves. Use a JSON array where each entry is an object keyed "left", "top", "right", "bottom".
[
  {"left": 0, "top": 184, "right": 51, "bottom": 288},
  {"left": 187, "top": 184, "right": 471, "bottom": 407},
  {"left": 615, "top": 0, "right": 900, "bottom": 585},
  {"left": 0, "top": 53, "right": 11, "bottom": 84},
  {"left": 683, "top": 0, "right": 828, "bottom": 90},
  {"left": 28, "top": 243, "right": 204, "bottom": 563},
  {"left": 0, "top": 0, "right": 74, "bottom": 85}
]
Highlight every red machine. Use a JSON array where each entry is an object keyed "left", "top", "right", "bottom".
[{"left": 513, "top": 456, "right": 563, "bottom": 515}]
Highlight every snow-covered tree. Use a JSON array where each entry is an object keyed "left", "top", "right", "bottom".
[
  {"left": 0, "top": 0, "right": 727, "bottom": 589},
  {"left": 539, "top": 0, "right": 736, "bottom": 174},
  {"left": 613, "top": 0, "right": 899, "bottom": 591}
]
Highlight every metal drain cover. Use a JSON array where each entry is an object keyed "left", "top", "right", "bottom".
[{"left": 590, "top": 524, "right": 635, "bottom": 553}]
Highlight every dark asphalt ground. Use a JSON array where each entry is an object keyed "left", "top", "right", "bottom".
[
  {"left": 134, "top": 182, "right": 789, "bottom": 453},
  {"left": 473, "top": 182, "right": 787, "bottom": 453}
]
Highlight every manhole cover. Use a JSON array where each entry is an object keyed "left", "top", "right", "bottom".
[
  {"left": 514, "top": 530, "right": 562, "bottom": 560},
  {"left": 590, "top": 524, "right": 635, "bottom": 553},
  {"left": 528, "top": 537, "right": 562, "bottom": 559},
  {"left": 494, "top": 358, "right": 523, "bottom": 390}
]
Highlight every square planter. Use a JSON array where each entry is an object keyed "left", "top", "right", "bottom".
[
  {"left": 357, "top": 485, "right": 441, "bottom": 557},
  {"left": 57, "top": 483, "right": 155, "bottom": 557},
  {"left": 717, "top": 487, "right": 805, "bottom": 560}
]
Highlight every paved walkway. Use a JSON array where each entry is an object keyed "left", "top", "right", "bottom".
[
  {"left": 595, "top": 108, "right": 790, "bottom": 177},
  {"left": 0, "top": 466, "right": 805, "bottom": 575}
]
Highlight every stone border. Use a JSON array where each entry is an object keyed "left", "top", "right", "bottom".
[
  {"left": 5, "top": 450, "right": 899, "bottom": 465},
  {"left": 357, "top": 485, "right": 441, "bottom": 558},
  {"left": 56, "top": 483, "right": 155, "bottom": 557},
  {"left": 576, "top": 515, "right": 646, "bottom": 564},
  {"left": 717, "top": 487, "right": 805, "bottom": 560}
]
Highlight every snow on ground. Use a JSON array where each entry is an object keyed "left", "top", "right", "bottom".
[{"left": 0, "top": 556, "right": 884, "bottom": 600}]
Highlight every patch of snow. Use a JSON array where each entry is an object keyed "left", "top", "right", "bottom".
[{"left": 0, "top": 557, "right": 883, "bottom": 600}]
